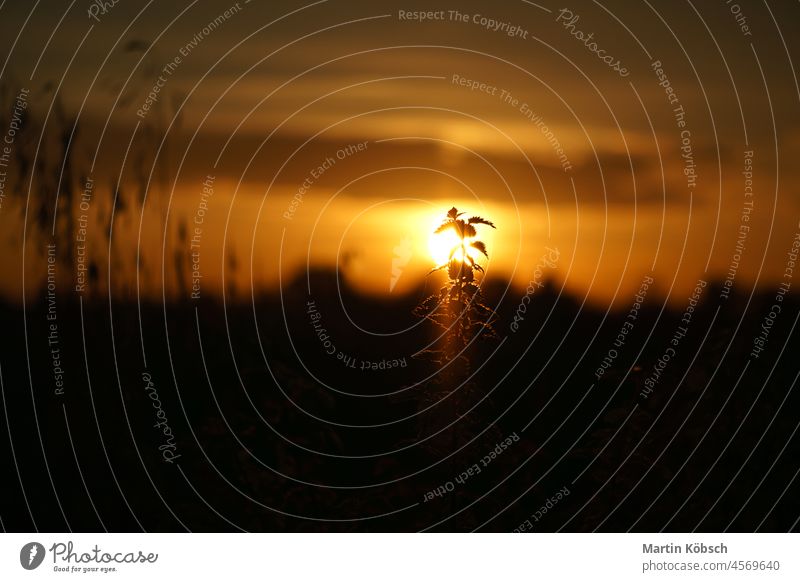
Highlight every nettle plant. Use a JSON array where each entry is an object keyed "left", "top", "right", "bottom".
[{"left": 415, "top": 207, "right": 498, "bottom": 363}]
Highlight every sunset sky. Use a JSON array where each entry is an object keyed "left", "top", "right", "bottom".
[{"left": 0, "top": 0, "right": 798, "bottom": 305}]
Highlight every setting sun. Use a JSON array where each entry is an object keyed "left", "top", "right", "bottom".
[
  {"left": 429, "top": 226, "right": 471, "bottom": 264},
  {"left": 427, "top": 209, "right": 495, "bottom": 266}
]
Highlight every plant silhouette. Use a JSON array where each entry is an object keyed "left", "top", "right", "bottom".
[{"left": 414, "top": 207, "right": 498, "bottom": 364}]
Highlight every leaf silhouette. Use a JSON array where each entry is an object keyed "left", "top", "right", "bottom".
[
  {"left": 448, "top": 259, "right": 461, "bottom": 280},
  {"left": 468, "top": 216, "right": 496, "bottom": 229},
  {"left": 434, "top": 221, "right": 455, "bottom": 234},
  {"left": 470, "top": 241, "right": 488, "bottom": 258},
  {"left": 466, "top": 255, "right": 484, "bottom": 273},
  {"left": 447, "top": 206, "right": 462, "bottom": 219}
]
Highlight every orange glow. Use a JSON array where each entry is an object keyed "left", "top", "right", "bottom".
[{"left": 427, "top": 214, "right": 489, "bottom": 266}]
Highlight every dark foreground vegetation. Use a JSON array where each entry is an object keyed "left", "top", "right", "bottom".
[{"left": 1, "top": 271, "right": 798, "bottom": 532}]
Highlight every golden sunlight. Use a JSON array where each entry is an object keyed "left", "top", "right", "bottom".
[
  {"left": 427, "top": 211, "right": 491, "bottom": 265},
  {"left": 429, "top": 225, "right": 468, "bottom": 264}
]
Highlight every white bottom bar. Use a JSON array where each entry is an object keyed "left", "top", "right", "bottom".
[{"left": 1, "top": 533, "right": 797, "bottom": 581}]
